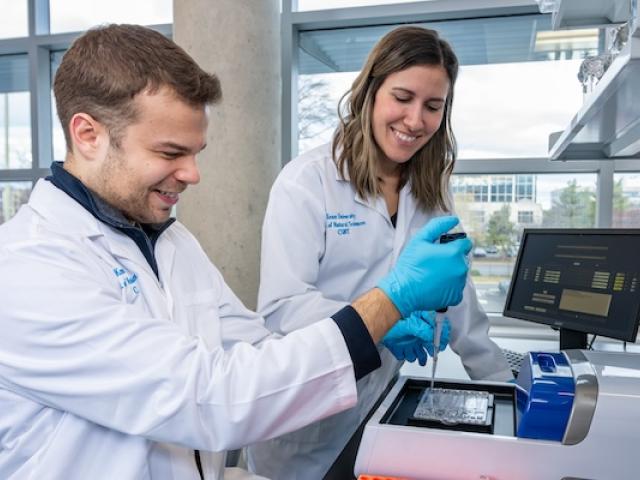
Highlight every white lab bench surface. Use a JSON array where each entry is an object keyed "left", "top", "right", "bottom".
[{"left": 400, "top": 324, "right": 640, "bottom": 380}]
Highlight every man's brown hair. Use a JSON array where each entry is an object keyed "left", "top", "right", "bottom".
[{"left": 53, "top": 24, "right": 221, "bottom": 151}]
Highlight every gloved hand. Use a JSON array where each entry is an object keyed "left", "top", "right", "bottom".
[
  {"left": 377, "top": 216, "right": 472, "bottom": 317},
  {"left": 382, "top": 311, "right": 451, "bottom": 366}
]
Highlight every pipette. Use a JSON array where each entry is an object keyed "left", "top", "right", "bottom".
[
  {"left": 430, "top": 232, "right": 467, "bottom": 390},
  {"left": 430, "top": 309, "right": 445, "bottom": 390}
]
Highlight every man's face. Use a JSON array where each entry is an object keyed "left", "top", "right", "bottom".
[{"left": 95, "top": 87, "right": 208, "bottom": 224}]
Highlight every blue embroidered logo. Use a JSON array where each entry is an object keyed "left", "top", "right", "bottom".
[
  {"left": 113, "top": 266, "right": 141, "bottom": 297},
  {"left": 326, "top": 212, "right": 366, "bottom": 236}
]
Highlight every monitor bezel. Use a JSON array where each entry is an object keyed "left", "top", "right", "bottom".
[{"left": 502, "top": 228, "right": 640, "bottom": 343}]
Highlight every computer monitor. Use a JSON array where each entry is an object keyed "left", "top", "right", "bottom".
[{"left": 503, "top": 229, "right": 640, "bottom": 350}]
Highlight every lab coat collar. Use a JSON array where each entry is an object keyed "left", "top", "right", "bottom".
[
  {"left": 45, "top": 162, "right": 174, "bottom": 278},
  {"left": 29, "top": 179, "right": 103, "bottom": 238},
  {"left": 330, "top": 157, "right": 417, "bottom": 224},
  {"left": 28, "top": 180, "right": 169, "bottom": 284}
]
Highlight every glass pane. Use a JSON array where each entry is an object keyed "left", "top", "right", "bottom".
[
  {"left": 297, "top": 16, "right": 598, "bottom": 158},
  {"left": 298, "top": 73, "right": 352, "bottom": 155},
  {"left": 454, "top": 60, "right": 583, "bottom": 158},
  {"left": 49, "top": 0, "right": 172, "bottom": 33},
  {"left": 0, "top": 55, "right": 31, "bottom": 170},
  {"left": 0, "top": 181, "right": 31, "bottom": 224},
  {"left": 297, "top": 0, "right": 435, "bottom": 11},
  {"left": 0, "top": 0, "right": 28, "bottom": 39},
  {"left": 613, "top": 173, "right": 640, "bottom": 227},
  {"left": 453, "top": 173, "right": 597, "bottom": 313}
]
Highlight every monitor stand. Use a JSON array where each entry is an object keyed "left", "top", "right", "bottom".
[{"left": 559, "top": 328, "right": 588, "bottom": 350}]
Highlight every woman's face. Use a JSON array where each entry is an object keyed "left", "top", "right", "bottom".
[{"left": 371, "top": 64, "right": 450, "bottom": 167}]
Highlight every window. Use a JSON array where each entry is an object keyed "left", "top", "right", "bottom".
[
  {"left": 451, "top": 175, "right": 489, "bottom": 203},
  {"left": 0, "top": 55, "right": 31, "bottom": 170},
  {"left": 0, "top": 181, "right": 31, "bottom": 223},
  {"left": 0, "top": 1, "right": 172, "bottom": 225},
  {"left": 0, "top": 0, "right": 28, "bottom": 39},
  {"left": 613, "top": 173, "right": 640, "bottom": 227},
  {"left": 453, "top": 173, "right": 597, "bottom": 313},
  {"left": 516, "top": 174, "right": 535, "bottom": 201},
  {"left": 518, "top": 211, "right": 534, "bottom": 224},
  {"left": 293, "top": 13, "right": 596, "bottom": 159},
  {"left": 296, "top": 0, "right": 430, "bottom": 12},
  {"left": 49, "top": 0, "right": 172, "bottom": 34},
  {"left": 283, "top": 2, "right": 627, "bottom": 318},
  {"left": 490, "top": 176, "right": 513, "bottom": 203},
  {"left": 298, "top": 73, "right": 346, "bottom": 154}
]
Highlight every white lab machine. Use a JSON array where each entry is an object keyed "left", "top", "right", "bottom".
[
  {"left": 356, "top": 229, "right": 640, "bottom": 479},
  {"left": 355, "top": 349, "right": 640, "bottom": 480}
]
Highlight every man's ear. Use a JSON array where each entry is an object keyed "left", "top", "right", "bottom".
[{"left": 68, "top": 113, "right": 109, "bottom": 160}]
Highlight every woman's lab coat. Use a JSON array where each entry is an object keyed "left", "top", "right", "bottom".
[
  {"left": 247, "top": 144, "right": 512, "bottom": 479},
  {"left": 0, "top": 179, "right": 359, "bottom": 480}
]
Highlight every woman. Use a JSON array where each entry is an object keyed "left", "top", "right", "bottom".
[{"left": 247, "top": 26, "right": 512, "bottom": 479}]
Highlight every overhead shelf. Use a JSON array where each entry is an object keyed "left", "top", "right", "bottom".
[
  {"left": 552, "top": 0, "right": 632, "bottom": 29},
  {"left": 549, "top": 22, "right": 640, "bottom": 160}
]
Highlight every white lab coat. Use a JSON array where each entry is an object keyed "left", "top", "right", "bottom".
[
  {"left": 0, "top": 179, "right": 360, "bottom": 480},
  {"left": 247, "top": 144, "right": 512, "bottom": 479}
]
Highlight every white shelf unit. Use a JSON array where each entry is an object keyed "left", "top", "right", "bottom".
[
  {"left": 549, "top": 22, "right": 640, "bottom": 160},
  {"left": 552, "top": 0, "right": 632, "bottom": 29}
]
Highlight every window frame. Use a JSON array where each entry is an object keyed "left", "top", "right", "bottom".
[
  {"left": 281, "top": 0, "right": 640, "bottom": 329},
  {"left": 0, "top": 0, "right": 171, "bottom": 187}
]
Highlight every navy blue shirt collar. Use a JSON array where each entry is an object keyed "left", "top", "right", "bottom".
[{"left": 46, "top": 161, "right": 175, "bottom": 278}]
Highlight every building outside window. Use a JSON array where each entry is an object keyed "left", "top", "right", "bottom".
[
  {"left": 0, "top": 181, "right": 31, "bottom": 223},
  {"left": 490, "top": 175, "right": 514, "bottom": 203},
  {"left": 516, "top": 174, "right": 535, "bottom": 201},
  {"left": 518, "top": 210, "right": 534, "bottom": 224},
  {"left": 613, "top": 173, "right": 640, "bottom": 227}
]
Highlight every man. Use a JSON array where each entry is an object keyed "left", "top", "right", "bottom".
[{"left": 0, "top": 25, "right": 471, "bottom": 479}]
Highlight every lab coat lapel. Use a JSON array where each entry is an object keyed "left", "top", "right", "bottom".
[
  {"left": 28, "top": 180, "right": 102, "bottom": 239},
  {"left": 30, "top": 180, "right": 173, "bottom": 320},
  {"left": 155, "top": 236, "right": 176, "bottom": 317},
  {"left": 100, "top": 227, "right": 155, "bottom": 277},
  {"left": 332, "top": 157, "right": 391, "bottom": 225},
  {"left": 99, "top": 228, "right": 173, "bottom": 320},
  {"left": 354, "top": 190, "right": 393, "bottom": 225}
]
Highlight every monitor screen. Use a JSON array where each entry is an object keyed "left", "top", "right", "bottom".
[{"left": 503, "top": 229, "right": 640, "bottom": 345}]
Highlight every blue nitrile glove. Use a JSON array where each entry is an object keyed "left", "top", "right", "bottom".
[
  {"left": 382, "top": 311, "right": 451, "bottom": 366},
  {"left": 377, "top": 216, "right": 472, "bottom": 317}
]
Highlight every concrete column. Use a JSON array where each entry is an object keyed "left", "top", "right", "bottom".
[{"left": 174, "top": 0, "right": 281, "bottom": 309}]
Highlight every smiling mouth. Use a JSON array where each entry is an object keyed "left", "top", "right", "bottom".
[
  {"left": 391, "top": 127, "right": 419, "bottom": 144},
  {"left": 156, "top": 190, "right": 179, "bottom": 199},
  {"left": 154, "top": 189, "right": 181, "bottom": 206}
]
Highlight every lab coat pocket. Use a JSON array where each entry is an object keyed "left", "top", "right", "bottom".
[{"left": 180, "top": 289, "right": 222, "bottom": 350}]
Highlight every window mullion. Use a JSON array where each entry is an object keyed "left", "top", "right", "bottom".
[
  {"left": 28, "top": 0, "right": 51, "bottom": 37},
  {"left": 30, "top": 45, "right": 53, "bottom": 169},
  {"left": 596, "top": 161, "right": 614, "bottom": 227}
]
